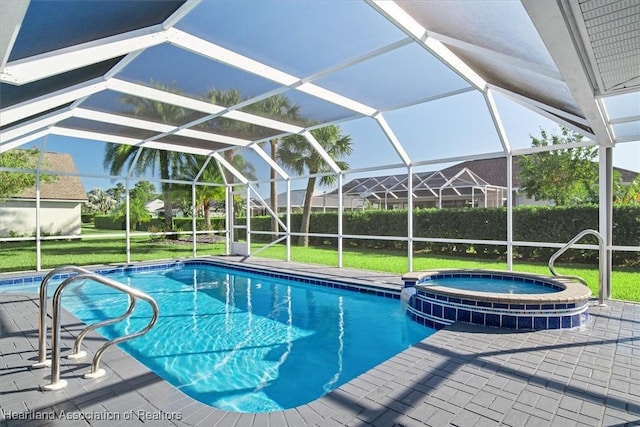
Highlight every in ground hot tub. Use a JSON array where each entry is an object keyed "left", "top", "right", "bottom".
[{"left": 401, "top": 269, "right": 591, "bottom": 330}]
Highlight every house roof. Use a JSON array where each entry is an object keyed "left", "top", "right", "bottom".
[
  {"left": 144, "top": 199, "right": 164, "bottom": 212},
  {"left": 613, "top": 166, "right": 640, "bottom": 183},
  {"left": 341, "top": 156, "right": 639, "bottom": 196},
  {"left": 14, "top": 152, "right": 87, "bottom": 201},
  {"left": 441, "top": 157, "right": 522, "bottom": 188},
  {"left": 445, "top": 156, "right": 639, "bottom": 188}
]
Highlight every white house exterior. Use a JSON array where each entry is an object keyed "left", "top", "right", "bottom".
[
  {"left": 144, "top": 199, "right": 165, "bottom": 217},
  {"left": 0, "top": 152, "right": 87, "bottom": 237}
]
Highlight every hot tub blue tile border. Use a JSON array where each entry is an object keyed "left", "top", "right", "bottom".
[
  {"left": 405, "top": 273, "right": 591, "bottom": 331},
  {"left": 407, "top": 293, "right": 590, "bottom": 331}
]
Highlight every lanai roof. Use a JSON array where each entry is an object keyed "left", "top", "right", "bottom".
[
  {"left": 339, "top": 167, "right": 499, "bottom": 200},
  {"left": 0, "top": 1, "right": 638, "bottom": 181}
]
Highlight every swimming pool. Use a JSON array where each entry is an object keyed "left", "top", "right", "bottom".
[
  {"left": 402, "top": 269, "right": 591, "bottom": 330},
  {"left": 1, "top": 261, "right": 434, "bottom": 413}
]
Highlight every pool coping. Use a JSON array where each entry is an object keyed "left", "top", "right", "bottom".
[{"left": 402, "top": 268, "right": 592, "bottom": 305}]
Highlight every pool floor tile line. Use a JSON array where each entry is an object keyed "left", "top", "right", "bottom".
[{"left": 1, "top": 256, "right": 640, "bottom": 426}]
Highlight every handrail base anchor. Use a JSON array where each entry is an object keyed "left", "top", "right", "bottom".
[
  {"left": 84, "top": 368, "right": 106, "bottom": 379},
  {"left": 67, "top": 351, "right": 87, "bottom": 360},
  {"left": 32, "top": 360, "right": 51, "bottom": 369},
  {"left": 43, "top": 379, "right": 67, "bottom": 391}
]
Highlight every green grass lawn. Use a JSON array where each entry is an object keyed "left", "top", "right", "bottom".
[
  {"left": 80, "top": 223, "right": 122, "bottom": 235},
  {"left": 253, "top": 244, "right": 640, "bottom": 302},
  {"left": 0, "top": 236, "right": 226, "bottom": 273},
  {"left": 1, "top": 237, "right": 638, "bottom": 302}
]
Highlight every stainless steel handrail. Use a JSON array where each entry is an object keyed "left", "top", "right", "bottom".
[
  {"left": 548, "top": 229, "right": 606, "bottom": 305},
  {"left": 42, "top": 271, "right": 158, "bottom": 391},
  {"left": 68, "top": 295, "right": 136, "bottom": 360},
  {"left": 34, "top": 265, "right": 95, "bottom": 368}
]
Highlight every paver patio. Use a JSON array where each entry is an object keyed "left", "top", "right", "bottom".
[{"left": 1, "top": 257, "right": 639, "bottom": 426}]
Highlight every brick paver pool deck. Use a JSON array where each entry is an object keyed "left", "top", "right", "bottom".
[{"left": 1, "top": 257, "right": 639, "bottom": 426}]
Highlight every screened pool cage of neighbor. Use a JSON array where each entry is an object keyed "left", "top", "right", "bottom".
[{"left": 1, "top": 0, "right": 639, "bottom": 300}]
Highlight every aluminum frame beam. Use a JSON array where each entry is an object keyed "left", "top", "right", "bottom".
[{"left": 0, "top": 0, "right": 29, "bottom": 70}]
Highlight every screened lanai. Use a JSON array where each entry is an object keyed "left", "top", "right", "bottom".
[
  {"left": 339, "top": 168, "right": 506, "bottom": 209},
  {"left": 1, "top": 0, "right": 639, "bottom": 299}
]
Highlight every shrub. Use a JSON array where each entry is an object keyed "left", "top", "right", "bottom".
[
  {"left": 94, "top": 215, "right": 124, "bottom": 230},
  {"left": 247, "top": 205, "right": 639, "bottom": 266}
]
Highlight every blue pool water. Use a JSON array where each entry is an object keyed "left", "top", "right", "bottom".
[
  {"left": 425, "top": 277, "right": 559, "bottom": 294},
  {"left": 3, "top": 264, "right": 434, "bottom": 412}
]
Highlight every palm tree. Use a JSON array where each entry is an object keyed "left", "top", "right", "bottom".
[
  {"left": 104, "top": 84, "right": 197, "bottom": 228},
  {"left": 279, "top": 125, "right": 353, "bottom": 246},
  {"left": 173, "top": 156, "right": 225, "bottom": 231},
  {"left": 173, "top": 153, "right": 257, "bottom": 231},
  {"left": 202, "top": 89, "right": 254, "bottom": 226},
  {"left": 114, "top": 196, "right": 151, "bottom": 231},
  {"left": 255, "top": 95, "right": 301, "bottom": 235},
  {"left": 204, "top": 89, "right": 299, "bottom": 237},
  {"left": 106, "top": 183, "right": 126, "bottom": 207}
]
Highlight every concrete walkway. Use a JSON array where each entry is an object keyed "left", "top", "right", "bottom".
[{"left": 1, "top": 258, "right": 639, "bottom": 426}]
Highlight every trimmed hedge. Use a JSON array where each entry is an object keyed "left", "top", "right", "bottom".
[
  {"left": 94, "top": 215, "right": 124, "bottom": 230},
  {"left": 94, "top": 206, "right": 639, "bottom": 266},
  {"left": 247, "top": 205, "right": 639, "bottom": 266},
  {"left": 94, "top": 216, "right": 226, "bottom": 232},
  {"left": 81, "top": 214, "right": 94, "bottom": 224},
  {"left": 173, "top": 217, "right": 225, "bottom": 231}
]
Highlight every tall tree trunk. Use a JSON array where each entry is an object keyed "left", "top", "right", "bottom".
[
  {"left": 159, "top": 151, "right": 172, "bottom": 229},
  {"left": 299, "top": 176, "right": 316, "bottom": 247},
  {"left": 270, "top": 138, "right": 279, "bottom": 237},
  {"left": 223, "top": 150, "right": 238, "bottom": 240},
  {"left": 204, "top": 199, "right": 212, "bottom": 231}
]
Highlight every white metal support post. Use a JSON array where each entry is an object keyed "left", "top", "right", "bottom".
[
  {"left": 338, "top": 173, "right": 344, "bottom": 268},
  {"left": 191, "top": 183, "right": 197, "bottom": 257},
  {"left": 484, "top": 90, "right": 514, "bottom": 270},
  {"left": 286, "top": 179, "right": 291, "bottom": 261},
  {"left": 506, "top": 155, "right": 513, "bottom": 270},
  {"left": 246, "top": 185, "right": 251, "bottom": 255},
  {"left": 35, "top": 168, "right": 42, "bottom": 271},
  {"left": 125, "top": 149, "right": 144, "bottom": 264},
  {"left": 599, "top": 146, "right": 613, "bottom": 300},
  {"left": 407, "top": 165, "right": 414, "bottom": 272},
  {"left": 225, "top": 185, "right": 232, "bottom": 255},
  {"left": 34, "top": 139, "right": 48, "bottom": 271},
  {"left": 124, "top": 178, "right": 131, "bottom": 264}
]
